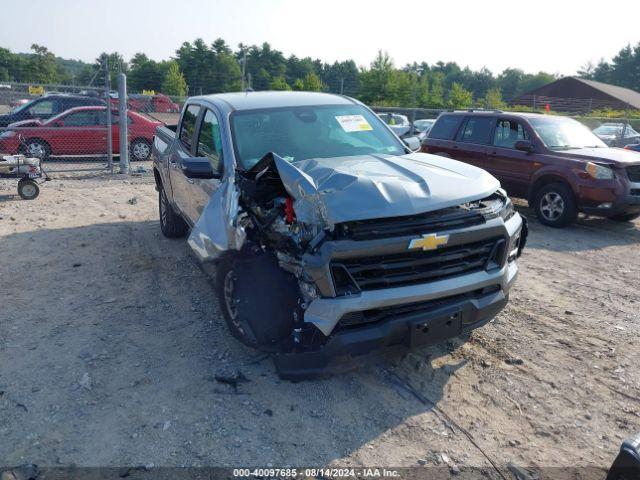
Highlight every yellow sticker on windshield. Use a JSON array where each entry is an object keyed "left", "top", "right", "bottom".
[{"left": 336, "top": 115, "right": 373, "bottom": 132}]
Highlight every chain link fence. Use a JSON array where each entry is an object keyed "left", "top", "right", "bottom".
[
  {"left": 0, "top": 65, "right": 183, "bottom": 176},
  {"left": 2, "top": 74, "right": 639, "bottom": 182}
]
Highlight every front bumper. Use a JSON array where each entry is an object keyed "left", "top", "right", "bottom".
[
  {"left": 581, "top": 193, "right": 640, "bottom": 217},
  {"left": 273, "top": 285, "right": 509, "bottom": 380},
  {"left": 303, "top": 212, "right": 523, "bottom": 335},
  {"left": 272, "top": 213, "right": 525, "bottom": 379}
]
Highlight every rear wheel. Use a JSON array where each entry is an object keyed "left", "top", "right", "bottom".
[
  {"left": 158, "top": 185, "right": 188, "bottom": 238},
  {"left": 216, "top": 253, "right": 300, "bottom": 351},
  {"left": 610, "top": 212, "right": 640, "bottom": 222},
  {"left": 17, "top": 179, "right": 39, "bottom": 200},
  {"left": 130, "top": 139, "right": 151, "bottom": 161},
  {"left": 534, "top": 183, "right": 578, "bottom": 227}
]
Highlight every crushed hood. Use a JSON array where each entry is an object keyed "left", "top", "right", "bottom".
[{"left": 273, "top": 152, "right": 500, "bottom": 226}]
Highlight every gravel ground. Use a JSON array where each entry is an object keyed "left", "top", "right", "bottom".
[{"left": 0, "top": 170, "right": 639, "bottom": 477}]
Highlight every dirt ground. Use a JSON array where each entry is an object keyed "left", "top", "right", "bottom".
[{"left": 1, "top": 167, "right": 639, "bottom": 476}]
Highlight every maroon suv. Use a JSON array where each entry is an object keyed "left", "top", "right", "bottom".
[{"left": 422, "top": 111, "right": 640, "bottom": 227}]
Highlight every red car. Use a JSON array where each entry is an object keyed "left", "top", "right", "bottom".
[
  {"left": 0, "top": 106, "right": 161, "bottom": 161},
  {"left": 127, "top": 94, "right": 180, "bottom": 113}
]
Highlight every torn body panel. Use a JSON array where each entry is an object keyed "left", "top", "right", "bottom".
[{"left": 188, "top": 177, "right": 246, "bottom": 262}]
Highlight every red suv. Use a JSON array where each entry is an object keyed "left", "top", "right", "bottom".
[{"left": 422, "top": 111, "right": 640, "bottom": 227}]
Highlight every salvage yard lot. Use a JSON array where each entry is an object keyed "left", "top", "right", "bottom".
[{"left": 0, "top": 172, "right": 639, "bottom": 472}]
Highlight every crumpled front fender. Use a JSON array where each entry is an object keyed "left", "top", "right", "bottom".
[{"left": 188, "top": 178, "right": 246, "bottom": 262}]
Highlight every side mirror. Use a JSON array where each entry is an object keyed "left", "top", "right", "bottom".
[
  {"left": 403, "top": 136, "right": 421, "bottom": 152},
  {"left": 181, "top": 157, "right": 219, "bottom": 179},
  {"left": 514, "top": 140, "right": 535, "bottom": 153}
]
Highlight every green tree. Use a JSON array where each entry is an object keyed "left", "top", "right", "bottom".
[
  {"left": 360, "top": 50, "right": 397, "bottom": 105},
  {"left": 427, "top": 72, "right": 446, "bottom": 108},
  {"left": 298, "top": 72, "right": 323, "bottom": 91},
  {"left": 269, "top": 75, "right": 291, "bottom": 90},
  {"left": 447, "top": 82, "right": 473, "bottom": 109},
  {"left": 162, "top": 61, "right": 187, "bottom": 96},
  {"left": 483, "top": 87, "right": 505, "bottom": 109},
  {"left": 26, "top": 44, "right": 59, "bottom": 83},
  {"left": 128, "top": 53, "right": 167, "bottom": 92}
]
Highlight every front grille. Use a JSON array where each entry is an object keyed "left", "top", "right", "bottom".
[
  {"left": 627, "top": 165, "right": 640, "bottom": 182},
  {"left": 331, "top": 237, "right": 504, "bottom": 292},
  {"left": 338, "top": 285, "right": 501, "bottom": 329},
  {"left": 332, "top": 193, "right": 510, "bottom": 241},
  {"left": 334, "top": 208, "right": 485, "bottom": 241}
]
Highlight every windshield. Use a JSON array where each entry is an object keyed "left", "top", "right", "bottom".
[
  {"left": 414, "top": 119, "right": 435, "bottom": 132},
  {"left": 231, "top": 104, "right": 406, "bottom": 169},
  {"left": 9, "top": 100, "right": 33, "bottom": 114},
  {"left": 594, "top": 124, "right": 639, "bottom": 137},
  {"left": 529, "top": 116, "right": 607, "bottom": 150}
]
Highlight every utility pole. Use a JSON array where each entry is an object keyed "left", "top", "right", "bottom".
[
  {"left": 104, "top": 58, "right": 113, "bottom": 174},
  {"left": 118, "top": 73, "right": 129, "bottom": 174},
  {"left": 340, "top": 77, "right": 344, "bottom": 95},
  {"left": 240, "top": 49, "right": 247, "bottom": 90}
]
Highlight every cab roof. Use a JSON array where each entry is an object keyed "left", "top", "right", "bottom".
[{"left": 193, "top": 91, "right": 357, "bottom": 111}]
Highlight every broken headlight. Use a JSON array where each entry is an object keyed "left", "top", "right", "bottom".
[
  {"left": 500, "top": 195, "right": 515, "bottom": 221},
  {"left": 482, "top": 189, "right": 514, "bottom": 221}
]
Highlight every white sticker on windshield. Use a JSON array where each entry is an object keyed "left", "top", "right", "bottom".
[{"left": 335, "top": 115, "right": 373, "bottom": 132}]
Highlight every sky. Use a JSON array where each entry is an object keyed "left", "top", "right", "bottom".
[{"left": 1, "top": 0, "right": 639, "bottom": 75}]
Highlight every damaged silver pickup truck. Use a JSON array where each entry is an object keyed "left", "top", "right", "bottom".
[{"left": 152, "top": 91, "right": 527, "bottom": 379}]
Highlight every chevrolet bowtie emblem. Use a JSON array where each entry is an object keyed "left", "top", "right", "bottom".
[{"left": 408, "top": 233, "right": 450, "bottom": 251}]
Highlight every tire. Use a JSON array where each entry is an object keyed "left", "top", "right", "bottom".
[
  {"left": 610, "top": 212, "right": 640, "bottom": 222},
  {"left": 534, "top": 182, "right": 578, "bottom": 228},
  {"left": 17, "top": 179, "right": 39, "bottom": 200},
  {"left": 21, "top": 139, "right": 50, "bottom": 161},
  {"left": 158, "top": 185, "right": 188, "bottom": 238},
  {"left": 216, "top": 253, "right": 300, "bottom": 351},
  {"left": 130, "top": 139, "right": 152, "bottom": 161}
]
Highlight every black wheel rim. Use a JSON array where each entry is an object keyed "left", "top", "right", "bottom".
[{"left": 223, "top": 269, "right": 240, "bottom": 323}]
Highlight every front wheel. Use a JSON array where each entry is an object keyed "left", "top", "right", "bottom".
[
  {"left": 534, "top": 183, "right": 578, "bottom": 228},
  {"left": 159, "top": 186, "right": 188, "bottom": 238},
  {"left": 22, "top": 139, "right": 50, "bottom": 161},
  {"left": 216, "top": 253, "right": 300, "bottom": 351},
  {"left": 18, "top": 179, "right": 40, "bottom": 200}
]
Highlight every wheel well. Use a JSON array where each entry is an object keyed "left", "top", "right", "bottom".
[
  {"left": 528, "top": 174, "right": 573, "bottom": 204},
  {"left": 153, "top": 168, "right": 162, "bottom": 189},
  {"left": 21, "top": 137, "right": 51, "bottom": 153},
  {"left": 130, "top": 137, "right": 151, "bottom": 146}
]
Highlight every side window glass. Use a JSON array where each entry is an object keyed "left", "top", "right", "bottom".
[
  {"left": 429, "top": 115, "right": 463, "bottom": 140},
  {"left": 493, "top": 120, "right": 530, "bottom": 149},
  {"left": 461, "top": 117, "right": 494, "bottom": 144},
  {"left": 197, "top": 109, "right": 223, "bottom": 172},
  {"left": 29, "top": 100, "right": 55, "bottom": 116},
  {"left": 63, "top": 111, "right": 97, "bottom": 126},
  {"left": 179, "top": 105, "right": 200, "bottom": 151}
]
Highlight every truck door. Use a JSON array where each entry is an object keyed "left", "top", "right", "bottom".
[
  {"left": 486, "top": 118, "right": 535, "bottom": 198},
  {"left": 169, "top": 105, "right": 222, "bottom": 224}
]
